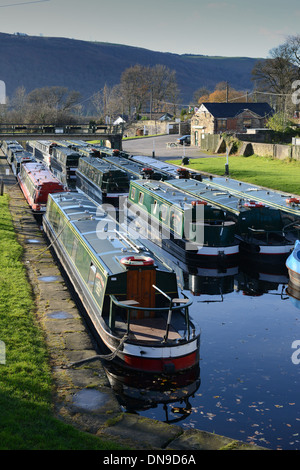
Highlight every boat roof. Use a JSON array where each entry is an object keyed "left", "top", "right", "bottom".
[
  {"left": 14, "top": 150, "right": 34, "bottom": 160},
  {"left": 167, "top": 178, "right": 245, "bottom": 215},
  {"left": 128, "top": 155, "right": 179, "bottom": 178},
  {"left": 101, "top": 155, "right": 146, "bottom": 179},
  {"left": 131, "top": 178, "right": 217, "bottom": 211},
  {"left": 48, "top": 191, "right": 172, "bottom": 276},
  {"left": 195, "top": 175, "right": 300, "bottom": 217},
  {"left": 22, "top": 162, "right": 65, "bottom": 186},
  {"left": 78, "top": 156, "right": 129, "bottom": 175}
]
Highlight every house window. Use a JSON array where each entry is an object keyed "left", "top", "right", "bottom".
[
  {"left": 217, "top": 119, "right": 227, "bottom": 130},
  {"left": 243, "top": 119, "right": 252, "bottom": 128}
]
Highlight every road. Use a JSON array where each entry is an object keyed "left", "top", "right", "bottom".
[{"left": 122, "top": 134, "right": 214, "bottom": 161}]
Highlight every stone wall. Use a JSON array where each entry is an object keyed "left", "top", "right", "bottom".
[
  {"left": 124, "top": 120, "right": 190, "bottom": 138},
  {"left": 197, "top": 133, "right": 222, "bottom": 151}
]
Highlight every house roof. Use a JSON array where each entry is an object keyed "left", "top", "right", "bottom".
[{"left": 200, "top": 102, "right": 274, "bottom": 118}]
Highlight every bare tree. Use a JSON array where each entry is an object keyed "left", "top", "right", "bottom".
[
  {"left": 150, "top": 64, "right": 179, "bottom": 114},
  {"left": 120, "top": 65, "right": 150, "bottom": 118},
  {"left": 26, "top": 86, "right": 82, "bottom": 123},
  {"left": 252, "top": 40, "right": 300, "bottom": 113}
]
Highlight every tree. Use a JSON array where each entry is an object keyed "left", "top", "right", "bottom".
[
  {"left": 252, "top": 39, "right": 300, "bottom": 113},
  {"left": 193, "top": 87, "right": 210, "bottom": 104},
  {"left": 120, "top": 65, "right": 150, "bottom": 118},
  {"left": 196, "top": 82, "right": 250, "bottom": 105},
  {"left": 119, "top": 64, "right": 179, "bottom": 119},
  {"left": 26, "top": 86, "right": 82, "bottom": 124},
  {"left": 150, "top": 64, "right": 179, "bottom": 114}
]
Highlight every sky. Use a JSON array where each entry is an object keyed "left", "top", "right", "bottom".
[{"left": 0, "top": 0, "right": 299, "bottom": 58}]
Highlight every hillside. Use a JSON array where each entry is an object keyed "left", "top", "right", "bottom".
[{"left": 0, "top": 32, "right": 259, "bottom": 106}]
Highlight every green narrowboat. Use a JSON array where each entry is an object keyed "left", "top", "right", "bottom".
[
  {"left": 126, "top": 179, "right": 239, "bottom": 267},
  {"left": 43, "top": 191, "right": 200, "bottom": 374},
  {"left": 169, "top": 178, "right": 295, "bottom": 266},
  {"left": 76, "top": 156, "right": 131, "bottom": 205}
]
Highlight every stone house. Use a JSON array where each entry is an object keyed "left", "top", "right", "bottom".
[{"left": 191, "top": 102, "right": 274, "bottom": 146}]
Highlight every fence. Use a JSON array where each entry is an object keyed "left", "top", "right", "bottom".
[{"left": 0, "top": 123, "right": 124, "bottom": 136}]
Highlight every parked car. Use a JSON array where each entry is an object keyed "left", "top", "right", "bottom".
[{"left": 177, "top": 135, "right": 191, "bottom": 145}]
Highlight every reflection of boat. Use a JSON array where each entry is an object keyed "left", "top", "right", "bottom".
[
  {"left": 104, "top": 362, "right": 200, "bottom": 424},
  {"left": 286, "top": 240, "right": 300, "bottom": 289},
  {"left": 127, "top": 179, "right": 239, "bottom": 267},
  {"left": 43, "top": 191, "right": 200, "bottom": 374},
  {"left": 236, "top": 263, "right": 289, "bottom": 297},
  {"left": 188, "top": 267, "right": 237, "bottom": 298}
]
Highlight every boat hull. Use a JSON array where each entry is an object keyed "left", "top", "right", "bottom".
[
  {"left": 239, "top": 238, "right": 293, "bottom": 266},
  {"left": 286, "top": 240, "right": 300, "bottom": 288}
]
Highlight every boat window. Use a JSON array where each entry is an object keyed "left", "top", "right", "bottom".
[
  {"left": 152, "top": 200, "right": 158, "bottom": 215},
  {"left": 171, "top": 209, "right": 183, "bottom": 234},
  {"left": 62, "top": 225, "right": 75, "bottom": 255},
  {"left": 160, "top": 204, "right": 169, "bottom": 221},
  {"left": 75, "top": 243, "right": 91, "bottom": 281},
  {"left": 71, "top": 237, "right": 78, "bottom": 259},
  {"left": 138, "top": 192, "right": 144, "bottom": 205},
  {"left": 88, "top": 263, "right": 97, "bottom": 291}
]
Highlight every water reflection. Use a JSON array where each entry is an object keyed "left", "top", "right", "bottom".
[
  {"left": 102, "top": 253, "right": 300, "bottom": 449},
  {"left": 104, "top": 362, "right": 201, "bottom": 424}
]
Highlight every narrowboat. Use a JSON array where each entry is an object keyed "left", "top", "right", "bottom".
[
  {"left": 126, "top": 179, "right": 239, "bottom": 267},
  {"left": 170, "top": 178, "right": 295, "bottom": 265},
  {"left": 127, "top": 154, "right": 203, "bottom": 181},
  {"left": 76, "top": 156, "right": 130, "bottom": 204},
  {"left": 43, "top": 191, "right": 200, "bottom": 374},
  {"left": 17, "top": 162, "right": 66, "bottom": 212},
  {"left": 1, "top": 140, "right": 21, "bottom": 156},
  {"left": 4, "top": 142, "right": 24, "bottom": 164},
  {"left": 286, "top": 240, "right": 300, "bottom": 290},
  {"left": 100, "top": 155, "right": 168, "bottom": 181},
  {"left": 26, "top": 140, "right": 59, "bottom": 167},
  {"left": 50, "top": 146, "right": 81, "bottom": 188},
  {"left": 10, "top": 150, "right": 35, "bottom": 176}
]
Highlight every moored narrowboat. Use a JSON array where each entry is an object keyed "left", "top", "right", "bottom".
[
  {"left": 43, "top": 191, "right": 200, "bottom": 374},
  {"left": 10, "top": 150, "right": 35, "bottom": 176},
  {"left": 126, "top": 179, "right": 239, "bottom": 267},
  {"left": 50, "top": 146, "right": 81, "bottom": 188},
  {"left": 76, "top": 156, "right": 130, "bottom": 204},
  {"left": 17, "top": 162, "right": 66, "bottom": 212},
  {"left": 169, "top": 178, "right": 295, "bottom": 265},
  {"left": 26, "top": 140, "right": 59, "bottom": 167}
]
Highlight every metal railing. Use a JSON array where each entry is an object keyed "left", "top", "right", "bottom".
[
  {"left": 0, "top": 123, "right": 124, "bottom": 136},
  {"left": 109, "top": 286, "right": 194, "bottom": 343}
]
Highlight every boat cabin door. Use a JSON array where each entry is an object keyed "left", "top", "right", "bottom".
[{"left": 122, "top": 256, "right": 156, "bottom": 319}]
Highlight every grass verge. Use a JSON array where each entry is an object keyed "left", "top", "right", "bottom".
[
  {"left": 167, "top": 154, "right": 300, "bottom": 195},
  {"left": 0, "top": 194, "right": 124, "bottom": 450}
]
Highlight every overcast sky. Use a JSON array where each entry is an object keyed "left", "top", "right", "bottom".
[{"left": 0, "top": 0, "right": 299, "bottom": 57}]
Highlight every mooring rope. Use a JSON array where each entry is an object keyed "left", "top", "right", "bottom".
[{"left": 64, "top": 332, "right": 129, "bottom": 368}]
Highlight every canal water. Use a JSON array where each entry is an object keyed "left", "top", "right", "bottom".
[{"left": 106, "top": 255, "right": 300, "bottom": 451}]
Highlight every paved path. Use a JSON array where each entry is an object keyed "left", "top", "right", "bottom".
[{"left": 122, "top": 135, "right": 215, "bottom": 161}]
